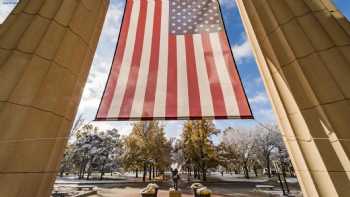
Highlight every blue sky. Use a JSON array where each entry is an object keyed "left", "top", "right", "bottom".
[
  {"left": 333, "top": 0, "right": 350, "bottom": 16},
  {"left": 1, "top": 0, "right": 349, "bottom": 141}
]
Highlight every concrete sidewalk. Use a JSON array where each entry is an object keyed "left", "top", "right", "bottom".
[{"left": 90, "top": 187, "right": 234, "bottom": 197}]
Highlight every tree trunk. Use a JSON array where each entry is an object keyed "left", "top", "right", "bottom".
[
  {"left": 152, "top": 165, "right": 155, "bottom": 179},
  {"left": 187, "top": 168, "right": 190, "bottom": 181},
  {"left": 149, "top": 164, "right": 152, "bottom": 180},
  {"left": 87, "top": 169, "right": 91, "bottom": 180},
  {"left": 143, "top": 163, "right": 147, "bottom": 182},
  {"left": 60, "top": 169, "right": 64, "bottom": 177},
  {"left": 82, "top": 159, "right": 90, "bottom": 180},
  {"left": 100, "top": 161, "right": 106, "bottom": 180},
  {"left": 136, "top": 168, "right": 139, "bottom": 178},
  {"left": 100, "top": 171, "right": 104, "bottom": 180},
  {"left": 253, "top": 165, "right": 258, "bottom": 177},
  {"left": 266, "top": 154, "right": 271, "bottom": 178},
  {"left": 202, "top": 167, "right": 207, "bottom": 181},
  {"left": 81, "top": 163, "right": 87, "bottom": 179},
  {"left": 78, "top": 162, "right": 84, "bottom": 179},
  {"left": 243, "top": 162, "right": 249, "bottom": 179},
  {"left": 78, "top": 164, "right": 82, "bottom": 179}
]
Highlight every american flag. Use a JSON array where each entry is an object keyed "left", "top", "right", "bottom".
[{"left": 96, "top": 0, "right": 252, "bottom": 120}]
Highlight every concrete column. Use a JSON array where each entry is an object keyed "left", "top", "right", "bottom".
[
  {"left": 0, "top": 0, "right": 108, "bottom": 196},
  {"left": 236, "top": 0, "right": 350, "bottom": 196}
]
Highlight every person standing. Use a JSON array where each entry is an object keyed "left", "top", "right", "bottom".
[{"left": 171, "top": 168, "right": 180, "bottom": 191}]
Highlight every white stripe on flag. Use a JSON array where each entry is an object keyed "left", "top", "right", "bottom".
[
  {"left": 176, "top": 36, "right": 189, "bottom": 118},
  {"left": 153, "top": 0, "right": 169, "bottom": 118},
  {"left": 209, "top": 33, "right": 240, "bottom": 116},
  {"left": 108, "top": 0, "right": 141, "bottom": 117},
  {"left": 193, "top": 34, "right": 215, "bottom": 117},
  {"left": 130, "top": 1, "right": 155, "bottom": 118}
]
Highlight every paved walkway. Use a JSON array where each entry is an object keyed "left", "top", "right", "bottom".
[
  {"left": 89, "top": 187, "right": 249, "bottom": 197},
  {"left": 55, "top": 174, "right": 302, "bottom": 197},
  {"left": 89, "top": 187, "right": 303, "bottom": 197}
]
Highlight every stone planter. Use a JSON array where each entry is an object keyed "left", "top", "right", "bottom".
[
  {"left": 193, "top": 187, "right": 208, "bottom": 197},
  {"left": 195, "top": 186, "right": 212, "bottom": 197},
  {"left": 193, "top": 189, "right": 211, "bottom": 197},
  {"left": 169, "top": 190, "right": 181, "bottom": 197},
  {"left": 191, "top": 183, "right": 204, "bottom": 197},
  {"left": 141, "top": 194, "right": 157, "bottom": 197},
  {"left": 193, "top": 191, "right": 211, "bottom": 197},
  {"left": 193, "top": 188, "right": 200, "bottom": 197},
  {"left": 141, "top": 189, "right": 158, "bottom": 197},
  {"left": 141, "top": 183, "right": 159, "bottom": 197}
]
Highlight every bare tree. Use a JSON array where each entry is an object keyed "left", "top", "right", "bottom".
[
  {"left": 222, "top": 127, "right": 256, "bottom": 179},
  {"left": 253, "top": 123, "right": 282, "bottom": 178},
  {"left": 69, "top": 114, "right": 86, "bottom": 137}
]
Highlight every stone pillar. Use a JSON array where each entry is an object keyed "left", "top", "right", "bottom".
[
  {"left": 235, "top": 0, "right": 350, "bottom": 196},
  {"left": 0, "top": 0, "right": 108, "bottom": 196}
]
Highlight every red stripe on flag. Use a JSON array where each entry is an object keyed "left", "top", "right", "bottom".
[
  {"left": 118, "top": 0, "right": 148, "bottom": 119},
  {"left": 97, "top": 1, "right": 133, "bottom": 118},
  {"left": 185, "top": 35, "right": 202, "bottom": 118},
  {"left": 142, "top": 0, "right": 162, "bottom": 119},
  {"left": 166, "top": 35, "right": 177, "bottom": 119},
  {"left": 201, "top": 33, "right": 227, "bottom": 118},
  {"left": 218, "top": 31, "right": 251, "bottom": 117}
]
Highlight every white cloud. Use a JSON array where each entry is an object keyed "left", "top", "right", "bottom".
[
  {"left": 250, "top": 91, "right": 269, "bottom": 105},
  {"left": 165, "top": 121, "right": 185, "bottom": 140},
  {"left": 75, "top": 0, "right": 124, "bottom": 122},
  {"left": 255, "top": 108, "right": 276, "bottom": 122},
  {"left": 0, "top": 4, "right": 16, "bottom": 23},
  {"left": 101, "top": 1, "right": 124, "bottom": 41},
  {"left": 254, "top": 77, "right": 263, "bottom": 86},
  {"left": 74, "top": 1, "right": 139, "bottom": 136},
  {"left": 91, "top": 121, "right": 133, "bottom": 136},
  {"left": 219, "top": 0, "right": 236, "bottom": 9},
  {"left": 231, "top": 35, "right": 254, "bottom": 63}
]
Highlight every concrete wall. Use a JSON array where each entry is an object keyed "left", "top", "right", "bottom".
[
  {"left": 0, "top": 0, "right": 108, "bottom": 196},
  {"left": 236, "top": 0, "right": 350, "bottom": 196}
]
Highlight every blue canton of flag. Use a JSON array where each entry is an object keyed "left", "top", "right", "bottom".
[{"left": 169, "top": 0, "right": 224, "bottom": 34}]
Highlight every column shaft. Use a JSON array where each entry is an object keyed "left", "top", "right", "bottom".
[
  {"left": 236, "top": 0, "right": 350, "bottom": 196},
  {"left": 0, "top": 0, "right": 108, "bottom": 196}
]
